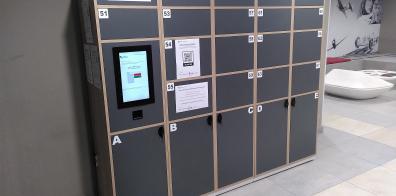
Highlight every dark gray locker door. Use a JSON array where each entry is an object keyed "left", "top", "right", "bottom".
[
  {"left": 257, "top": 33, "right": 290, "bottom": 68},
  {"left": 168, "top": 79, "right": 213, "bottom": 121},
  {"left": 99, "top": 9, "right": 158, "bottom": 40},
  {"left": 97, "top": 0, "right": 157, "bottom": 6},
  {"left": 290, "top": 93, "right": 318, "bottom": 163},
  {"left": 258, "top": 9, "right": 291, "bottom": 32},
  {"left": 257, "top": 67, "right": 289, "bottom": 102},
  {"left": 292, "top": 63, "right": 320, "bottom": 95},
  {"left": 163, "top": 0, "right": 210, "bottom": 6},
  {"left": 215, "top": 0, "right": 254, "bottom": 6},
  {"left": 111, "top": 127, "right": 168, "bottom": 196},
  {"left": 217, "top": 73, "right": 254, "bottom": 110},
  {"left": 103, "top": 41, "right": 164, "bottom": 132},
  {"left": 170, "top": 117, "right": 214, "bottom": 196},
  {"left": 295, "top": 0, "right": 324, "bottom": 6},
  {"left": 164, "top": 9, "right": 211, "bottom": 37},
  {"left": 293, "top": 31, "right": 322, "bottom": 64},
  {"left": 216, "top": 9, "right": 254, "bottom": 35},
  {"left": 294, "top": 8, "right": 323, "bottom": 30},
  {"left": 257, "top": 100, "right": 288, "bottom": 174},
  {"left": 166, "top": 38, "right": 212, "bottom": 80},
  {"left": 217, "top": 108, "right": 253, "bottom": 188},
  {"left": 216, "top": 36, "right": 254, "bottom": 74},
  {"left": 258, "top": 0, "right": 291, "bottom": 6}
]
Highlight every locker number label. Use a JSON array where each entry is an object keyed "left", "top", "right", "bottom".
[
  {"left": 165, "top": 40, "right": 173, "bottom": 49},
  {"left": 167, "top": 83, "right": 175, "bottom": 91},
  {"left": 319, "top": 8, "right": 324, "bottom": 15},
  {"left": 316, "top": 62, "right": 321, "bottom": 69},
  {"left": 257, "top": 70, "right": 263, "bottom": 78},
  {"left": 112, "top": 136, "right": 122, "bottom": 146},
  {"left": 163, "top": 9, "right": 172, "bottom": 19},
  {"left": 248, "top": 72, "right": 254, "bottom": 79},
  {"left": 257, "top": 35, "right": 263, "bottom": 43},
  {"left": 98, "top": 9, "right": 109, "bottom": 19},
  {"left": 258, "top": 9, "right": 264, "bottom": 17},
  {"left": 248, "top": 107, "right": 254, "bottom": 114},
  {"left": 248, "top": 35, "right": 255, "bottom": 43},
  {"left": 318, "top": 30, "right": 323, "bottom": 38},
  {"left": 257, "top": 105, "right": 263, "bottom": 113},
  {"left": 170, "top": 123, "right": 178, "bottom": 132},
  {"left": 249, "top": 9, "right": 255, "bottom": 17}
]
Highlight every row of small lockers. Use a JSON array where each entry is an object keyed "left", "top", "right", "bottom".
[
  {"left": 102, "top": 35, "right": 321, "bottom": 132},
  {"left": 98, "top": 8, "right": 323, "bottom": 40},
  {"left": 110, "top": 92, "right": 318, "bottom": 196},
  {"left": 96, "top": 0, "right": 323, "bottom": 6}
]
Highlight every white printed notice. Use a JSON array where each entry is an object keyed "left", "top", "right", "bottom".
[
  {"left": 175, "top": 82, "right": 209, "bottom": 113},
  {"left": 175, "top": 39, "right": 201, "bottom": 79}
]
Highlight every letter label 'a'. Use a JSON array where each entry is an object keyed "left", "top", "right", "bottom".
[{"left": 112, "top": 136, "right": 122, "bottom": 146}]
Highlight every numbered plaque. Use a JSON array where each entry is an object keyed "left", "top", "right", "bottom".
[{"left": 99, "top": 9, "right": 158, "bottom": 40}]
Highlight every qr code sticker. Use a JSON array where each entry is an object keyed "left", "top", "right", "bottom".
[{"left": 182, "top": 51, "right": 194, "bottom": 67}]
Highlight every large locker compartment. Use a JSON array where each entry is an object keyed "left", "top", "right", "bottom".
[{"left": 80, "top": 0, "right": 326, "bottom": 195}]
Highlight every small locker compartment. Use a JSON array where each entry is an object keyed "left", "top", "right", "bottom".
[
  {"left": 167, "top": 78, "right": 213, "bottom": 121},
  {"left": 292, "top": 63, "right": 320, "bottom": 95},
  {"left": 163, "top": 0, "right": 210, "bottom": 6},
  {"left": 257, "top": 100, "right": 288, "bottom": 174},
  {"left": 215, "top": 0, "right": 254, "bottom": 6},
  {"left": 293, "top": 31, "right": 322, "bottom": 64},
  {"left": 294, "top": 8, "right": 323, "bottom": 30},
  {"left": 258, "top": 9, "right": 291, "bottom": 33},
  {"left": 295, "top": 0, "right": 324, "bottom": 6},
  {"left": 163, "top": 9, "right": 211, "bottom": 37},
  {"left": 257, "top": 33, "right": 290, "bottom": 68},
  {"left": 216, "top": 36, "right": 254, "bottom": 74},
  {"left": 170, "top": 117, "right": 214, "bottom": 196},
  {"left": 97, "top": 0, "right": 157, "bottom": 6},
  {"left": 111, "top": 127, "right": 168, "bottom": 196},
  {"left": 217, "top": 108, "right": 254, "bottom": 187},
  {"left": 257, "top": 67, "right": 289, "bottom": 102},
  {"left": 99, "top": 9, "right": 158, "bottom": 40},
  {"left": 102, "top": 41, "right": 164, "bottom": 132},
  {"left": 289, "top": 93, "right": 318, "bottom": 163},
  {"left": 216, "top": 9, "right": 255, "bottom": 35},
  {"left": 165, "top": 38, "right": 212, "bottom": 80},
  {"left": 217, "top": 73, "right": 254, "bottom": 110},
  {"left": 258, "top": 0, "right": 292, "bottom": 6}
]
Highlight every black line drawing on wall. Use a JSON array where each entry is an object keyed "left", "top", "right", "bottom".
[
  {"left": 327, "top": 36, "right": 348, "bottom": 51},
  {"left": 337, "top": 0, "right": 353, "bottom": 17},
  {"left": 328, "top": 0, "right": 383, "bottom": 57}
]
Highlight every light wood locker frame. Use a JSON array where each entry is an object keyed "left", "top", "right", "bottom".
[{"left": 80, "top": 0, "right": 330, "bottom": 195}]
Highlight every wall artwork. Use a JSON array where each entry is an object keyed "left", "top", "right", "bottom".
[{"left": 327, "top": 0, "right": 383, "bottom": 57}]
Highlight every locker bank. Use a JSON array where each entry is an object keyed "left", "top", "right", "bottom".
[{"left": 80, "top": 0, "right": 327, "bottom": 195}]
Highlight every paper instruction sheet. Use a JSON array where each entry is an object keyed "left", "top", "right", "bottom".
[
  {"left": 175, "top": 39, "right": 201, "bottom": 79},
  {"left": 175, "top": 82, "right": 208, "bottom": 113}
]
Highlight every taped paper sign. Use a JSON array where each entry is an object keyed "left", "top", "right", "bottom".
[
  {"left": 175, "top": 82, "right": 209, "bottom": 113},
  {"left": 175, "top": 39, "right": 201, "bottom": 79}
]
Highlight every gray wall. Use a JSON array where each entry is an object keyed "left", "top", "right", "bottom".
[
  {"left": 0, "top": 1, "right": 96, "bottom": 196},
  {"left": 379, "top": 0, "right": 396, "bottom": 53}
]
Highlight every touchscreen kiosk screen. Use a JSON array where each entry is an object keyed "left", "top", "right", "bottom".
[
  {"left": 113, "top": 45, "right": 155, "bottom": 108},
  {"left": 120, "top": 51, "right": 150, "bottom": 102}
]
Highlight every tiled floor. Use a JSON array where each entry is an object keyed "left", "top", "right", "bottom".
[{"left": 222, "top": 90, "right": 396, "bottom": 196}]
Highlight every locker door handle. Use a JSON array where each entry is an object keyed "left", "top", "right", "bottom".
[
  {"left": 158, "top": 127, "right": 164, "bottom": 139},
  {"left": 284, "top": 100, "right": 289, "bottom": 108},
  {"left": 207, "top": 116, "right": 213, "bottom": 126},
  {"left": 291, "top": 98, "right": 296, "bottom": 107},
  {"left": 217, "top": 114, "right": 223, "bottom": 124}
]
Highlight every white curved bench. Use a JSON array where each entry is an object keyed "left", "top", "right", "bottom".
[
  {"left": 325, "top": 69, "right": 394, "bottom": 99},
  {"left": 360, "top": 70, "right": 396, "bottom": 84}
]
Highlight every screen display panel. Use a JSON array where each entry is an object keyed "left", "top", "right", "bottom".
[{"left": 113, "top": 45, "right": 155, "bottom": 108}]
